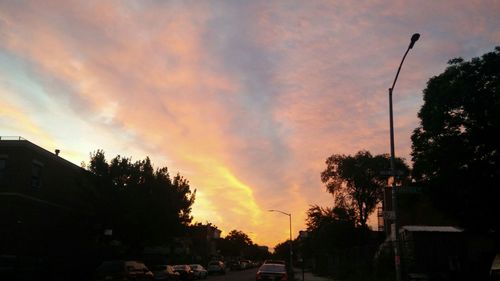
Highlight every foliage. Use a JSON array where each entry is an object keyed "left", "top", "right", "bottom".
[
  {"left": 88, "top": 150, "right": 196, "bottom": 251},
  {"left": 273, "top": 239, "right": 294, "bottom": 263},
  {"left": 306, "top": 205, "right": 356, "bottom": 231},
  {"left": 217, "top": 229, "right": 270, "bottom": 260},
  {"left": 411, "top": 47, "right": 500, "bottom": 232},
  {"left": 225, "top": 230, "right": 252, "bottom": 248},
  {"left": 320, "top": 150, "right": 409, "bottom": 228},
  {"left": 298, "top": 204, "right": 383, "bottom": 280}
]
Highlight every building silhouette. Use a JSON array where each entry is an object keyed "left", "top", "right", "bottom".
[{"left": 0, "top": 137, "right": 98, "bottom": 280}]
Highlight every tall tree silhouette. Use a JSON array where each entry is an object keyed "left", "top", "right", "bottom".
[
  {"left": 411, "top": 47, "right": 500, "bottom": 232},
  {"left": 321, "top": 150, "right": 409, "bottom": 228},
  {"left": 88, "top": 150, "right": 196, "bottom": 249}
]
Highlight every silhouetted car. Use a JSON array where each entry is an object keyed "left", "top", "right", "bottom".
[
  {"left": 227, "top": 260, "right": 242, "bottom": 270},
  {"left": 172, "top": 265, "right": 194, "bottom": 281},
  {"left": 207, "top": 261, "right": 226, "bottom": 275},
  {"left": 240, "top": 259, "right": 251, "bottom": 269},
  {"left": 256, "top": 263, "right": 287, "bottom": 281},
  {"left": 94, "top": 260, "right": 154, "bottom": 281},
  {"left": 150, "top": 265, "right": 180, "bottom": 280},
  {"left": 491, "top": 254, "right": 500, "bottom": 281},
  {"left": 189, "top": 264, "right": 207, "bottom": 279}
]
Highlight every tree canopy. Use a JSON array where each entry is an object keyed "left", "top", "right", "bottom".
[
  {"left": 217, "top": 229, "right": 270, "bottom": 260},
  {"left": 411, "top": 47, "right": 500, "bottom": 232},
  {"left": 87, "top": 150, "right": 196, "bottom": 250},
  {"left": 321, "top": 150, "right": 409, "bottom": 228}
]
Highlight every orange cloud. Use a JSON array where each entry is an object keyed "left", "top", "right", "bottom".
[{"left": 1, "top": 0, "right": 500, "bottom": 247}]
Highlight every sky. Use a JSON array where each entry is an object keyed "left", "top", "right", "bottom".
[{"left": 1, "top": 0, "right": 499, "bottom": 248}]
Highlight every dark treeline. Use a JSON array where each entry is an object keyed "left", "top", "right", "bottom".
[
  {"left": 297, "top": 151, "right": 405, "bottom": 280},
  {"left": 86, "top": 151, "right": 272, "bottom": 263},
  {"left": 217, "top": 230, "right": 270, "bottom": 261},
  {"left": 86, "top": 150, "right": 196, "bottom": 256},
  {"left": 274, "top": 47, "right": 500, "bottom": 281}
]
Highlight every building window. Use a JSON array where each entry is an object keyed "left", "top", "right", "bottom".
[{"left": 32, "top": 162, "right": 43, "bottom": 188}]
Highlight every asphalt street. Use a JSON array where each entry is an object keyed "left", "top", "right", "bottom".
[{"left": 206, "top": 268, "right": 258, "bottom": 281}]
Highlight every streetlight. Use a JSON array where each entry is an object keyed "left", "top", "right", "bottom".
[
  {"left": 268, "top": 209, "right": 293, "bottom": 271},
  {"left": 388, "top": 33, "right": 420, "bottom": 281}
]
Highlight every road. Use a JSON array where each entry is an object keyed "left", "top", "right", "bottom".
[{"left": 206, "top": 268, "right": 258, "bottom": 281}]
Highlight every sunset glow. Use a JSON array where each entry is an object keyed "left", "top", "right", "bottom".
[{"left": 1, "top": 0, "right": 499, "bottom": 248}]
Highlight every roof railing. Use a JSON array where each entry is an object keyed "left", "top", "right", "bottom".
[{"left": 0, "top": 136, "right": 27, "bottom": 141}]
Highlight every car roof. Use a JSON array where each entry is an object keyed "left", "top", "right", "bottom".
[{"left": 259, "top": 264, "right": 286, "bottom": 272}]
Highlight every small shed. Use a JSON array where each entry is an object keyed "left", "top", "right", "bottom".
[{"left": 400, "top": 225, "right": 465, "bottom": 281}]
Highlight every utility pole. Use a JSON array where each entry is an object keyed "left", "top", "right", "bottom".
[{"left": 388, "top": 33, "right": 420, "bottom": 281}]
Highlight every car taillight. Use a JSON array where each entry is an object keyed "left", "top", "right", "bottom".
[
  {"left": 256, "top": 272, "right": 262, "bottom": 280},
  {"left": 281, "top": 273, "right": 288, "bottom": 281}
]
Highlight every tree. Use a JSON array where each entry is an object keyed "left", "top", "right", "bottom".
[
  {"left": 320, "top": 150, "right": 409, "bottom": 228},
  {"left": 306, "top": 205, "right": 356, "bottom": 231},
  {"left": 218, "top": 230, "right": 252, "bottom": 257},
  {"left": 87, "top": 150, "right": 196, "bottom": 250},
  {"left": 225, "top": 230, "right": 252, "bottom": 247},
  {"left": 302, "top": 204, "right": 360, "bottom": 277},
  {"left": 411, "top": 47, "right": 500, "bottom": 232},
  {"left": 217, "top": 229, "right": 271, "bottom": 260}
]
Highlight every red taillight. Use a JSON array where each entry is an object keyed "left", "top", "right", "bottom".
[
  {"left": 256, "top": 272, "right": 262, "bottom": 280},
  {"left": 281, "top": 273, "right": 288, "bottom": 281}
]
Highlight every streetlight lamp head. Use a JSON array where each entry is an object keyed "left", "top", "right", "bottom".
[{"left": 409, "top": 33, "right": 420, "bottom": 49}]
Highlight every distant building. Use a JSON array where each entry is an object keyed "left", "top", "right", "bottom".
[
  {"left": 0, "top": 137, "right": 97, "bottom": 262},
  {"left": 190, "top": 223, "right": 222, "bottom": 262}
]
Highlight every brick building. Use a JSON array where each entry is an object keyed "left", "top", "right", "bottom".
[{"left": 0, "top": 137, "right": 98, "bottom": 279}]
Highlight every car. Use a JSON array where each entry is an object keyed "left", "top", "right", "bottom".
[
  {"left": 491, "top": 254, "right": 500, "bottom": 281},
  {"left": 239, "top": 259, "right": 251, "bottom": 269},
  {"left": 189, "top": 264, "right": 207, "bottom": 279},
  {"left": 227, "top": 260, "right": 242, "bottom": 270},
  {"left": 172, "top": 265, "right": 194, "bottom": 281},
  {"left": 207, "top": 260, "right": 226, "bottom": 275},
  {"left": 94, "top": 260, "right": 154, "bottom": 281},
  {"left": 150, "top": 265, "right": 180, "bottom": 280},
  {"left": 256, "top": 263, "right": 288, "bottom": 281}
]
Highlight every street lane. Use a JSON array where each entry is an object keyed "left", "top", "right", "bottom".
[{"left": 207, "top": 268, "right": 258, "bottom": 281}]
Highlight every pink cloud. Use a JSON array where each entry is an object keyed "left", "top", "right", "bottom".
[{"left": 1, "top": 0, "right": 499, "bottom": 247}]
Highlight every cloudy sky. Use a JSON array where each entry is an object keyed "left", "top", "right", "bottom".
[{"left": 1, "top": 0, "right": 499, "bottom": 247}]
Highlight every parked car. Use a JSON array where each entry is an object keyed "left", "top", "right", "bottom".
[
  {"left": 189, "top": 264, "right": 207, "bottom": 279},
  {"left": 256, "top": 263, "right": 287, "bottom": 281},
  {"left": 172, "top": 265, "right": 194, "bottom": 281},
  {"left": 239, "top": 260, "right": 250, "bottom": 269},
  {"left": 207, "top": 260, "right": 226, "bottom": 275},
  {"left": 227, "top": 260, "right": 242, "bottom": 270},
  {"left": 150, "top": 265, "right": 180, "bottom": 280},
  {"left": 491, "top": 254, "right": 500, "bottom": 281},
  {"left": 94, "top": 260, "right": 154, "bottom": 281}
]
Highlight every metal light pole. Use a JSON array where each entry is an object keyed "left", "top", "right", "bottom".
[
  {"left": 388, "top": 33, "right": 420, "bottom": 281},
  {"left": 269, "top": 209, "right": 293, "bottom": 271}
]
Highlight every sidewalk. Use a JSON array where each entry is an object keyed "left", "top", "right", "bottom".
[{"left": 293, "top": 268, "right": 335, "bottom": 281}]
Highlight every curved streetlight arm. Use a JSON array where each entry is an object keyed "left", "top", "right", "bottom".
[
  {"left": 268, "top": 209, "right": 291, "bottom": 217},
  {"left": 268, "top": 209, "right": 293, "bottom": 271},
  {"left": 390, "top": 33, "right": 420, "bottom": 92},
  {"left": 390, "top": 46, "right": 411, "bottom": 93}
]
